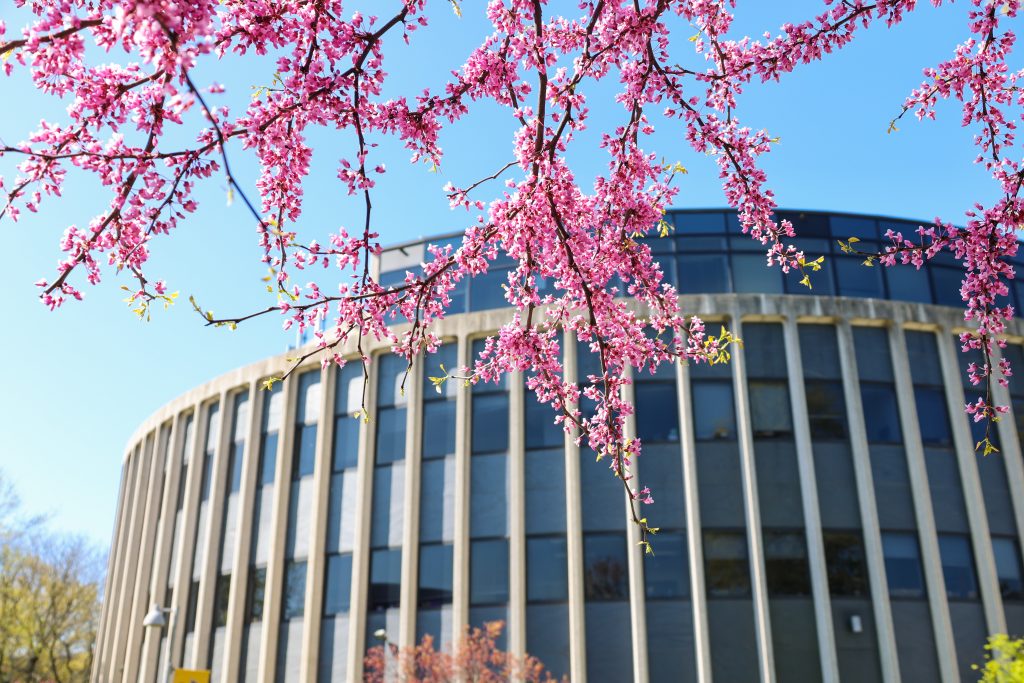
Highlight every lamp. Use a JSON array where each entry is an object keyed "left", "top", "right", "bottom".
[{"left": 142, "top": 603, "right": 177, "bottom": 683}]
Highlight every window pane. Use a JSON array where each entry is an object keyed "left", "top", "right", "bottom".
[
  {"left": 643, "top": 531, "right": 688, "bottom": 599},
  {"left": 527, "top": 536, "right": 569, "bottom": 602},
  {"left": 805, "top": 382, "right": 847, "bottom": 440},
  {"left": 692, "top": 382, "right": 736, "bottom": 441},
  {"left": 824, "top": 533, "right": 868, "bottom": 597},
  {"left": 938, "top": 535, "right": 978, "bottom": 599},
  {"left": 259, "top": 433, "right": 278, "bottom": 486},
  {"left": 743, "top": 324, "right": 788, "bottom": 379},
  {"left": 419, "top": 544, "right": 454, "bottom": 607},
  {"left": 764, "top": 531, "right": 810, "bottom": 596},
  {"left": 675, "top": 211, "right": 726, "bottom": 233},
  {"left": 830, "top": 215, "right": 878, "bottom": 240},
  {"left": 861, "top": 384, "right": 902, "bottom": 443},
  {"left": 915, "top": 388, "right": 951, "bottom": 446},
  {"left": 471, "top": 539, "right": 509, "bottom": 605},
  {"left": 749, "top": 381, "right": 792, "bottom": 438},
  {"left": 678, "top": 254, "right": 729, "bottom": 293},
  {"left": 422, "top": 401, "right": 456, "bottom": 459},
  {"left": 324, "top": 554, "right": 352, "bottom": 615},
  {"left": 282, "top": 561, "right": 307, "bottom": 619},
  {"left": 375, "top": 407, "right": 407, "bottom": 463},
  {"left": 293, "top": 424, "right": 317, "bottom": 479},
  {"left": 247, "top": 566, "right": 266, "bottom": 622},
  {"left": 836, "top": 256, "right": 884, "bottom": 298},
  {"left": 525, "top": 450, "right": 566, "bottom": 535},
  {"left": 636, "top": 382, "right": 680, "bottom": 442},
  {"left": 472, "top": 393, "right": 509, "bottom": 454},
  {"left": 732, "top": 253, "right": 784, "bottom": 294},
  {"left": 469, "top": 267, "right": 510, "bottom": 311},
  {"left": 471, "top": 454, "right": 507, "bottom": 538},
  {"left": 332, "top": 416, "right": 359, "bottom": 471},
  {"left": 993, "top": 537, "right": 1024, "bottom": 600},
  {"left": 704, "top": 531, "right": 750, "bottom": 598},
  {"left": 525, "top": 394, "right": 564, "bottom": 450},
  {"left": 852, "top": 327, "right": 894, "bottom": 382},
  {"left": 800, "top": 325, "right": 841, "bottom": 379},
  {"left": 368, "top": 549, "right": 402, "bottom": 610},
  {"left": 584, "top": 533, "right": 629, "bottom": 601},
  {"left": 881, "top": 533, "right": 925, "bottom": 599},
  {"left": 214, "top": 574, "right": 231, "bottom": 627},
  {"left": 885, "top": 265, "right": 932, "bottom": 304}
]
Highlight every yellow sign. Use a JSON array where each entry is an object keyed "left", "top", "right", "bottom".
[{"left": 172, "top": 670, "right": 211, "bottom": 683}]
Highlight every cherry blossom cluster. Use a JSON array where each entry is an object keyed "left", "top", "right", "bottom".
[{"left": 3, "top": 0, "right": 1023, "bottom": 536}]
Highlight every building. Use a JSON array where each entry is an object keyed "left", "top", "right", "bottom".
[{"left": 94, "top": 209, "right": 1024, "bottom": 683}]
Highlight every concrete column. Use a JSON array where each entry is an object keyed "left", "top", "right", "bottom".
[
  {"left": 620, "top": 368, "right": 649, "bottom": 683},
  {"left": 169, "top": 403, "right": 208, "bottom": 669},
  {"left": 398, "top": 356, "right": 425, "bottom": 650},
  {"left": 835, "top": 321, "right": 899, "bottom": 683},
  {"left": 888, "top": 324, "right": 958, "bottom": 682},
  {"left": 257, "top": 377, "right": 298, "bottom": 682},
  {"left": 193, "top": 390, "right": 231, "bottom": 668},
  {"left": 451, "top": 336, "right": 473, "bottom": 642},
  {"left": 93, "top": 456, "right": 133, "bottom": 682},
  {"left": 122, "top": 430, "right": 170, "bottom": 683},
  {"left": 678, "top": 360, "right": 712, "bottom": 682},
  {"left": 783, "top": 318, "right": 839, "bottom": 683},
  {"left": 563, "top": 333, "right": 588, "bottom": 682},
  {"left": 345, "top": 358, "right": 379, "bottom": 683},
  {"left": 509, "top": 369, "right": 527, "bottom": 660},
  {"left": 936, "top": 331, "right": 1005, "bottom": 635},
  {"left": 299, "top": 363, "right": 337, "bottom": 681},
  {"left": 109, "top": 437, "right": 155, "bottom": 679},
  {"left": 98, "top": 448, "right": 139, "bottom": 681},
  {"left": 222, "top": 381, "right": 262, "bottom": 683},
  {"left": 729, "top": 314, "right": 775, "bottom": 683},
  {"left": 139, "top": 416, "right": 188, "bottom": 683},
  {"left": 988, "top": 343, "right": 1024, "bottom": 569}
]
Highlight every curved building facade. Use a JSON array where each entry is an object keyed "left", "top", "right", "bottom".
[{"left": 95, "top": 209, "right": 1024, "bottom": 683}]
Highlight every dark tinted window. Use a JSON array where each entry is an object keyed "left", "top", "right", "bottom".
[
  {"left": 332, "top": 415, "right": 359, "bottom": 470},
  {"left": 422, "top": 401, "right": 456, "bottom": 458},
  {"left": 214, "top": 573, "right": 231, "bottom": 627},
  {"left": 368, "top": 548, "right": 402, "bottom": 610},
  {"left": 704, "top": 531, "right": 750, "bottom": 598},
  {"left": 527, "top": 536, "right": 569, "bottom": 602},
  {"left": 836, "top": 257, "right": 884, "bottom": 298},
  {"left": 993, "top": 537, "right": 1023, "bottom": 600},
  {"left": 764, "top": 531, "right": 811, "bottom": 596},
  {"left": 861, "top": 384, "right": 902, "bottom": 443},
  {"left": 471, "top": 539, "right": 509, "bottom": 605},
  {"left": 636, "top": 382, "right": 680, "bottom": 442},
  {"left": 643, "top": 531, "right": 689, "bottom": 599},
  {"left": 881, "top": 533, "right": 925, "bottom": 599},
  {"left": 938, "top": 534, "right": 978, "bottom": 600},
  {"left": 375, "top": 407, "right": 407, "bottom": 463},
  {"left": 805, "top": 382, "right": 847, "bottom": 440},
  {"left": 800, "top": 326, "right": 842, "bottom": 379},
  {"left": 824, "top": 533, "right": 867, "bottom": 597},
  {"left": 749, "top": 381, "right": 792, "bottom": 438},
  {"left": 915, "top": 388, "right": 952, "bottom": 446},
  {"left": 292, "top": 424, "right": 317, "bottom": 479},
  {"left": 472, "top": 393, "right": 509, "bottom": 454},
  {"left": 732, "top": 253, "right": 784, "bottom": 294},
  {"left": 678, "top": 254, "right": 729, "bottom": 293},
  {"left": 323, "top": 554, "right": 352, "bottom": 615},
  {"left": 419, "top": 544, "right": 454, "bottom": 607},
  {"left": 246, "top": 566, "right": 266, "bottom": 622},
  {"left": 259, "top": 433, "right": 278, "bottom": 486},
  {"left": 692, "top": 381, "right": 736, "bottom": 441},
  {"left": 584, "top": 533, "right": 629, "bottom": 600},
  {"left": 675, "top": 211, "right": 726, "bottom": 233},
  {"left": 282, "top": 560, "right": 307, "bottom": 619}
]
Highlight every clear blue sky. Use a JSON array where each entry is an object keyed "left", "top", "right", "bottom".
[{"left": 0, "top": 1, "right": 994, "bottom": 547}]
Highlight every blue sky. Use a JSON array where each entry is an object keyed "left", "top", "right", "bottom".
[{"left": 0, "top": 1, "right": 994, "bottom": 546}]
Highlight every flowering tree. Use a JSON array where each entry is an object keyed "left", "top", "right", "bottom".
[
  {"left": 2, "top": 0, "right": 1021, "bottom": 544},
  {"left": 364, "top": 621, "right": 564, "bottom": 683}
]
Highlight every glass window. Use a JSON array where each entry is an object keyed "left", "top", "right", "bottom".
[
  {"left": 471, "top": 454, "right": 507, "bottom": 538},
  {"left": 993, "top": 537, "right": 1023, "bottom": 600},
  {"left": 422, "top": 401, "right": 456, "bottom": 459},
  {"left": 368, "top": 548, "right": 402, "bottom": 610},
  {"left": 805, "top": 382, "right": 847, "bottom": 440},
  {"left": 704, "top": 531, "right": 750, "bottom": 598},
  {"left": 905, "top": 331, "right": 943, "bottom": 382},
  {"left": 472, "top": 393, "right": 509, "bottom": 454},
  {"left": 915, "top": 387, "right": 952, "bottom": 446},
  {"left": 375, "top": 407, "right": 407, "bottom": 463},
  {"left": 885, "top": 265, "right": 932, "bottom": 304},
  {"left": 636, "top": 382, "right": 680, "bottom": 442},
  {"left": 780, "top": 211, "right": 830, "bottom": 237},
  {"left": 763, "top": 531, "right": 811, "bottom": 596},
  {"left": 836, "top": 257, "right": 884, "bottom": 298},
  {"left": 938, "top": 534, "right": 978, "bottom": 600},
  {"left": 749, "top": 381, "right": 792, "bottom": 438},
  {"left": 931, "top": 266, "right": 965, "bottom": 308},
  {"left": 861, "top": 384, "right": 902, "bottom": 443},
  {"left": 419, "top": 544, "right": 454, "bottom": 607},
  {"left": 743, "top": 324, "right": 788, "bottom": 379},
  {"left": 584, "top": 533, "right": 629, "bottom": 601},
  {"left": 471, "top": 539, "right": 509, "bottom": 605},
  {"left": 228, "top": 440, "right": 244, "bottom": 494},
  {"left": 332, "top": 415, "right": 359, "bottom": 471},
  {"left": 246, "top": 566, "right": 266, "bottom": 622},
  {"left": 259, "top": 433, "right": 278, "bottom": 486},
  {"left": 830, "top": 215, "right": 878, "bottom": 240},
  {"left": 678, "top": 254, "right": 729, "bottom": 293},
  {"left": 881, "top": 533, "right": 925, "bottom": 599},
  {"left": 323, "top": 554, "right": 352, "bottom": 615},
  {"left": 376, "top": 354, "right": 407, "bottom": 407},
  {"left": 731, "top": 253, "right": 785, "bottom": 294},
  {"left": 525, "top": 393, "right": 564, "bottom": 450},
  {"left": 823, "top": 532, "right": 868, "bottom": 597},
  {"left": 200, "top": 449, "right": 215, "bottom": 502},
  {"left": 525, "top": 449, "right": 566, "bottom": 535},
  {"left": 282, "top": 560, "right": 307, "bottom": 619},
  {"left": 643, "top": 531, "right": 688, "bottom": 599},
  {"left": 292, "top": 423, "right": 317, "bottom": 479},
  {"left": 527, "top": 536, "right": 569, "bottom": 602},
  {"left": 675, "top": 211, "right": 726, "bottom": 233},
  {"left": 800, "top": 326, "right": 841, "bottom": 379},
  {"left": 852, "top": 327, "right": 893, "bottom": 382},
  {"left": 419, "top": 459, "right": 451, "bottom": 544},
  {"left": 214, "top": 573, "right": 231, "bottom": 627},
  {"left": 692, "top": 381, "right": 736, "bottom": 441},
  {"left": 185, "top": 580, "right": 200, "bottom": 634},
  {"left": 369, "top": 466, "right": 394, "bottom": 550},
  {"left": 469, "top": 267, "right": 510, "bottom": 311}
]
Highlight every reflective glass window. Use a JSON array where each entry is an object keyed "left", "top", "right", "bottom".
[
  {"left": 931, "top": 267, "right": 965, "bottom": 307},
  {"left": 471, "top": 454, "right": 507, "bottom": 538},
  {"left": 636, "top": 381, "right": 680, "bottom": 442},
  {"left": 763, "top": 531, "right": 811, "bottom": 596},
  {"left": 282, "top": 560, "right": 307, "bottom": 619},
  {"left": 749, "top": 381, "right": 792, "bottom": 438},
  {"left": 905, "top": 331, "right": 943, "bottom": 382},
  {"left": 744, "top": 324, "right": 788, "bottom": 379},
  {"left": 885, "top": 266, "right": 932, "bottom": 304},
  {"left": 527, "top": 536, "right": 569, "bottom": 602},
  {"left": 800, "top": 326, "right": 842, "bottom": 379},
  {"left": 852, "top": 327, "right": 893, "bottom": 382},
  {"left": 993, "top": 537, "right": 1024, "bottom": 600},
  {"left": 259, "top": 433, "right": 278, "bottom": 486},
  {"left": 692, "top": 381, "right": 736, "bottom": 441},
  {"left": 471, "top": 539, "right": 509, "bottom": 605},
  {"left": 805, "top": 381, "right": 847, "bottom": 440},
  {"left": 368, "top": 548, "right": 402, "bottom": 610},
  {"left": 830, "top": 215, "right": 878, "bottom": 240},
  {"left": 823, "top": 532, "right": 868, "bottom": 597},
  {"left": 675, "top": 211, "right": 726, "bottom": 233},
  {"left": 704, "top": 531, "right": 750, "bottom": 598},
  {"left": 836, "top": 257, "right": 884, "bottom": 298},
  {"left": 881, "top": 533, "right": 925, "bottom": 599},
  {"left": 469, "top": 267, "right": 510, "bottom": 311},
  {"left": 915, "top": 387, "right": 952, "bottom": 446},
  {"left": 861, "top": 384, "right": 902, "bottom": 443},
  {"left": 246, "top": 566, "right": 266, "bottom": 622},
  {"left": 332, "top": 416, "right": 359, "bottom": 471},
  {"left": 732, "top": 253, "right": 784, "bottom": 294},
  {"left": 678, "top": 254, "right": 729, "bottom": 293},
  {"left": 293, "top": 424, "right": 317, "bottom": 479},
  {"left": 419, "top": 544, "right": 454, "bottom": 607},
  {"left": 472, "top": 393, "right": 509, "bottom": 454},
  {"left": 643, "top": 531, "right": 689, "bottom": 599},
  {"left": 422, "top": 401, "right": 456, "bottom": 458},
  {"left": 780, "top": 212, "right": 830, "bottom": 237},
  {"left": 584, "top": 533, "right": 629, "bottom": 601},
  {"left": 525, "top": 449, "right": 566, "bottom": 535},
  {"left": 938, "top": 534, "right": 978, "bottom": 600},
  {"left": 375, "top": 407, "right": 407, "bottom": 464},
  {"left": 323, "top": 554, "right": 352, "bottom": 615},
  {"left": 214, "top": 573, "right": 231, "bottom": 627}
]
